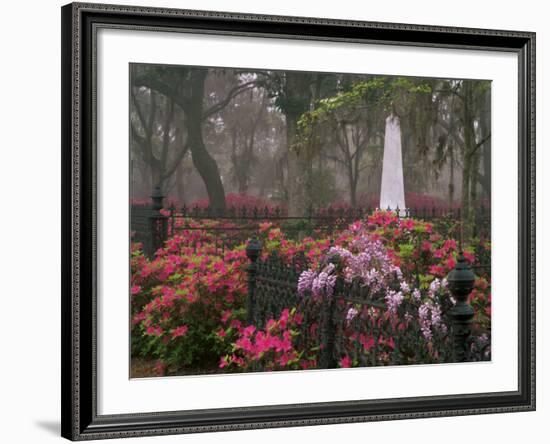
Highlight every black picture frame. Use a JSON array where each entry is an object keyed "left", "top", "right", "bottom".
[{"left": 61, "top": 2, "right": 536, "bottom": 440}]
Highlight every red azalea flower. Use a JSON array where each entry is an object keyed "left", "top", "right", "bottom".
[
  {"left": 463, "top": 250, "right": 475, "bottom": 263},
  {"left": 171, "top": 325, "right": 188, "bottom": 339},
  {"left": 429, "top": 265, "right": 446, "bottom": 277},
  {"left": 340, "top": 356, "right": 352, "bottom": 368},
  {"left": 443, "top": 239, "right": 457, "bottom": 251},
  {"left": 445, "top": 256, "right": 456, "bottom": 270}
]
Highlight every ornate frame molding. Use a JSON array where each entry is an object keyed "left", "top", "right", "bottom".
[{"left": 61, "top": 2, "right": 535, "bottom": 440}]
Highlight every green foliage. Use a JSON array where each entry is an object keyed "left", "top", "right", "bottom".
[
  {"left": 279, "top": 219, "right": 317, "bottom": 240},
  {"left": 304, "top": 167, "right": 338, "bottom": 208},
  {"left": 293, "top": 76, "right": 432, "bottom": 157},
  {"left": 398, "top": 243, "right": 415, "bottom": 259},
  {"left": 275, "top": 96, "right": 311, "bottom": 118}
]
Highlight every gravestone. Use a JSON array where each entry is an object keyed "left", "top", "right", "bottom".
[{"left": 380, "top": 114, "right": 406, "bottom": 211}]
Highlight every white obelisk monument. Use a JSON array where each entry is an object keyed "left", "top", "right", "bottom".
[{"left": 379, "top": 114, "right": 406, "bottom": 211}]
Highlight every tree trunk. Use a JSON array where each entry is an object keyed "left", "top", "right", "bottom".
[
  {"left": 150, "top": 160, "right": 163, "bottom": 191},
  {"left": 175, "top": 161, "right": 185, "bottom": 205},
  {"left": 238, "top": 176, "right": 248, "bottom": 194},
  {"left": 448, "top": 144, "right": 455, "bottom": 208},
  {"left": 286, "top": 118, "right": 307, "bottom": 215},
  {"left": 282, "top": 72, "right": 313, "bottom": 216},
  {"left": 461, "top": 152, "right": 472, "bottom": 223},
  {"left": 470, "top": 148, "right": 480, "bottom": 206},
  {"left": 186, "top": 70, "right": 226, "bottom": 210},
  {"left": 461, "top": 82, "right": 476, "bottom": 236},
  {"left": 349, "top": 173, "right": 357, "bottom": 208},
  {"left": 480, "top": 88, "right": 491, "bottom": 200}
]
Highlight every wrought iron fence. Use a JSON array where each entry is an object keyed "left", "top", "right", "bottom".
[
  {"left": 245, "top": 240, "right": 491, "bottom": 369},
  {"left": 129, "top": 190, "right": 491, "bottom": 367},
  {"left": 131, "top": 197, "right": 490, "bottom": 258},
  {"left": 164, "top": 209, "right": 351, "bottom": 257}
]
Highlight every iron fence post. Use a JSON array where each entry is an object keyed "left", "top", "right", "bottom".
[
  {"left": 168, "top": 203, "right": 176, "bottom": 237},
  {"left": 245, "top": 237, "right": 262, "bottom": 325},
  {"left": 319, "top": 254, "right": 341, "bottom": 369},
  {"left": 319, "top": 294, "right": 337, "bottom": 369},
  {"left": 447, "top": 252, "right": 476, "bottom": 362},
  {"left": 148, "top": 185, "right": 167, "bottom": 257}
]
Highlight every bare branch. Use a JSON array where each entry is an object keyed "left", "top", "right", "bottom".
[
  {"left": 202, "top": 81, "right": 258, "bottom": 120},
  {"left": 132, "top": 76, "right": 189, "bottom": 110},
  {"left": 475, "top": 133, "right": 491, "bottom": 150},
  {"left": 130, "top": 88, "right": 148, "bottom": 135},
  {"left": 160, "top": 98, "right": 175, "bottom": 169}
]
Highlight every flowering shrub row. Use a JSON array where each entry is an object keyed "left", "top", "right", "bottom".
[
  {"left": 189, "top": 193, "right": 282, "bottom": 212},
  {"left": 130, "top": 210, "right": 491, "bottom": 376}
]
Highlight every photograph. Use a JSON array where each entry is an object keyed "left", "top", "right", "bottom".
[{"left": 129, "top": 64, "right": 492, "bottom": 377}]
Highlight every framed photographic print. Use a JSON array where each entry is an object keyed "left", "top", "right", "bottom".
[{"left": 61, "top": 2, "right": 536, "bottom": 440}]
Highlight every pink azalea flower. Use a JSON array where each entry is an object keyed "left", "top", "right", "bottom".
[
  {"left": 132, "top": 312, "right": 146, "bottom": 325},
  {"left": 429, "top": 265, "right": 446, "bottom": 277},
  {"left": 445, "top": 256, "right": 456, "bottom": 270},
  {"left": 278, "top": 336, "right": 292, "bottom": 353},
  {"left": 443, "top": 239, "right": 458, "bottom": 251},
  {"left": 235, "top": 336, "right": 253, "bottom": 353},
  {"left": 278, "top": 352, "right": 294, "bottom": 367},
  {"left": 360, "top": 335, "right": 375, "bottom": 351},
  {"left": 230, "top": 354, "right": 245, "bottom": 366},
  {"left": 140, "top": 266, "right": 152, "bottom": 278},
  {"left": 463, "top": 250, "right": 475, "bottom": 263},
  {"left": 242, "top": 325, "right": 256, "bottom": 337},
  {"left": 400, "top": 219, "right": 414, "bottom": 231},
  {"left": 340, "top": 356, "right": 352, "bottom": 368},
  {"left": 131, "top": 285, "right": 141, "bottom": 295},
  {"left": 279, "top": 309, "right": 290, "bottom": 329},
  {"left": 154, "top": 360, "right": 167, "bottom": 376},
  {"left": 259, "top": 222, "right": 273, "bottom": 233},
  {"left": 146, "top": 326, "right": 163, "bottom": 337},
  {"left": 171, "top": 325, "right": 188, "bottom": 339},
  {"left": 268, "top": 228, "right": 282, "bottom": 241}
]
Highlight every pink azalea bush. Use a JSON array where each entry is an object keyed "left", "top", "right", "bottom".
[
  {"left": 131, "top": 220, "right": 330, "bottom": 375},
  {"left": 217, "top": 308, "right": 317, "bottom": 372},
  {"left": 359, "top": 210, "right": 491, "bottom": 331},
  {"left": 296, "top": 229, "right": 455, "bottom": 366}
]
